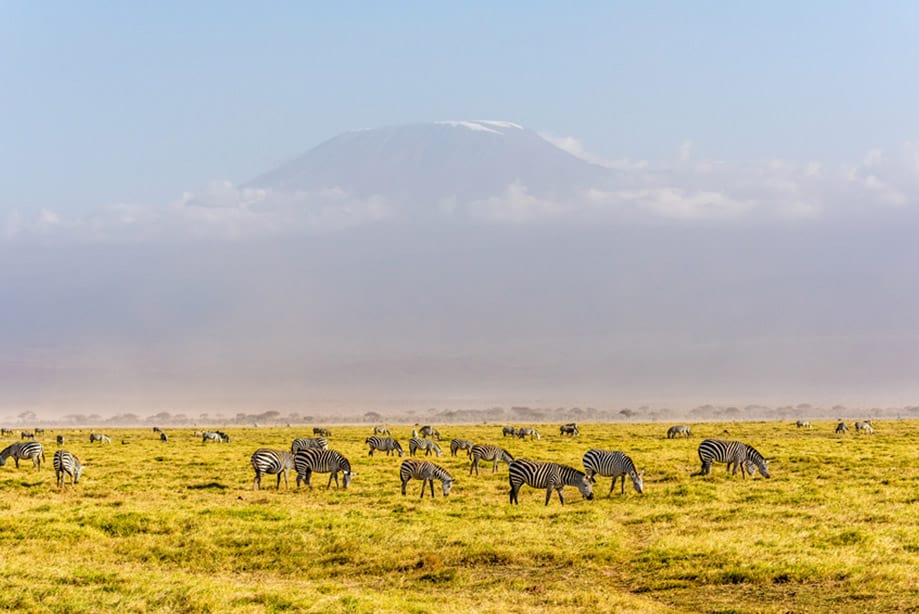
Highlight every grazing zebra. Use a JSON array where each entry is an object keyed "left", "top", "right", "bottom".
[
  {"left": 835, "top": 422, "right": 848, "bottom": 434},
  {"left": 34, "top": 428, "right": 45, "bottom": 435},
  {"left": 0, "top": 428, "right": 13, "bottom": 436},
  {"left": 152, "top": 426, "right": 162, "bottom": 433},
  {"left": 582, "top": 449, "right": 644, "bottom": 495},
  {"left": 312, "top": 427, "right": 332, "bottom": 437},
  {"left": 250, "top": 448, "right": 295, "bottom": 490},
  {"left": 56, "top": 435, "right": 65, "bottom": 446},
  {"left": 796, "top": 420, "right": 812, "bottom": 429},
  {"left": 89, "top": 433, "right": 111, "bottom": 444},
  {"left": 21, "top": 431, "right": 35, "bottom": 440},
  {"left": 409, "top": 437, "right": 443, "bottom": 457},
  {"left": 667, "top": 425, "right": 692, "bottom": 439},
  {"left": 373, "top": 426, "right": 391, "bottom": 436},
  {"left": 365, "top": 436, "right": 404, "bottom": 457},
  {"left": 399, "top": 459, "right": 454, "bottom": 498},
  {"left": 693, "top": 439, "right": 770, "bottom": 479},
  {"left": 0, "top": 442, "right": 45, "bottom": 470},
  {"left": 449, "top": 438, "right": 475, "bottom": 457},
  {"left": 290, "top": 437, "right": 329, "bottom": 453},
  {"left": 855, "top": 421, "right": 874, "bottom": 434},
  {"left": 293, "top": 448, "right": 354, "bottom": 489},
  {"left": 502, "top": 426, "right": 516, "bottom": 437},
  {"left": 53, "top": 449, "right": 84, "bottom": 487},
  {"left": 160, "top": 432, "right": 168, "bottom": 443},
  {"left": 419, "top": 425, "right": 441, "bottom": 440},
  {"left": 508, "top": 459, "right": 594, "bottom": 505},
  {"left": 559, "top": 423, "right": 580, "bottom": 437},
  {"left": 469, "top": 444, "right": 514, "bottom": 476},
  {"left": 202, "top": 431, "right": 229, "bottom": 443},
  {"left": 516, "top": 427, "right": 540, "bottom": 441}
]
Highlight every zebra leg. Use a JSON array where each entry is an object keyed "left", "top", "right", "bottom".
[
  {"left": 509, "top": 484, "right": 519, "bottom": 504},
  {"left": 609, "top": 478, "right": 616, "bottom": 496},
  {"left": 557, "top": 487, "right": 565, "bottom": 506},
  {"left": 253, "top": 471, "right": 261, "bottom": 490},
  {"left": 428, "top": 479, "right": 435, "bottom": 498},
  {"left": 493, "top": 460, "right": 499, "bottom": 473},
  {"left": 401, "top": 478, "right": 409, "bottom": 496},
  {"left": 469, "top": 458, "right": 478, "bottom": 476},
  {"left": 327, "top": 472, "right": 336, "bottom": 489},
  {"left": 545, "top": 485, "right": 554, "bottom": 506},
  {"left": 621, "top": 475, "right": 626, "bottom": 495}
]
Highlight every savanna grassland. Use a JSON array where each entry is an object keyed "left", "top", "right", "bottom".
[{"left": 0, "top": 421, "right": 916, "bottom": 613}]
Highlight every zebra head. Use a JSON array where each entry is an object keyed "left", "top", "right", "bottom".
[
  {"left": 755, "top": 458, "right": 771, "bottom": 479},
  {"left": 630, "top": 470, "right": 645, "bottom": 494},
  {"left": 576, "top": 475, "right": 594, "bottom": 500},
  {"left": 73, "top": 464, "right": 85, "bottom": 484},
  {"left": 441, "top": 478, "right": 454, "bottom": 497},
  {"left": 342, "top": 471, "right": 355, "bottom": 489}
]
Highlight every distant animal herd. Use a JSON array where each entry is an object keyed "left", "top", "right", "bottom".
[{"left": 0, "top": 420, "right": 878, "bottom": 504}]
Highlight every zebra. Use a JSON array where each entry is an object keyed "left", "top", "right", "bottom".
[
  {"left": 312, "top": 427, "right": 332, "bottom": 437},
  {"left": 855, "top": 421, "right": 874, "bottom": 434},
  {"left": 21, "top": 431, "right": 35, "bottom": 440},
  {"left": 835, "top": 422, "right": 848, "bottom": 434},
  {"left": 449, "top": 438, "right": 475, "bottom": 457},
  {"left": 34, "top": 427, "right": 45, "bottom": 435},
  {"left": 559, "top": 423, "right": 580, "bottom": 437},
  {"left": 693, "top": 439, "right": 770, "bottom": 479},
  {"left": 160, "top": 432, "right": 168, "bottom": 443},
  {"left": 502, "top": 426, "right": 516, "bottom": 437},
  {"left": 516, "top": 427, "right": 540, "bottom": 440},
  {"left": 293, "top": 448, "right": 354, "bottom": 489},
  {"left": 153, "top": 426, "right": 162, "bottom": 433},
  {"left": 0, "top": 428, "right": 13, "bottom": 436},
  {"left": 250, "top": 448, "right": 295, "bottom": 490},
  {"left": 373, "top": 426, "right": 391, "bottom": 435},
  {"left": 399, "top": 459, "right": 454, "bottom": 498},
  {"left": 508, "top": 459, "right": 594, "bottom": 505},
  {"left": 667, "top": 425, "right": 692, "bottom": 439},
  {"left": 89, "top": 433, "right": 111, "bottom": 444},
  {"left": 56, "top": 435, "right": 65, "bottom": 446},
  {"left": 419, "top": 425, "right": 441, "bottom": 440},
  {"left": 409, "top": 437, "right": 443, "bottom": 457},
  {"left": 0, "top": 442, "right": 45, "bottom": 470},
  {"left": 202, "top": 431, "right": 229, "bottom": 443},
  {"left": 365, "top": 436, "right": 404, "bottom": 457},
  {"left": 469, "top": 444, "right": 514, "bottom": 476},
  {"left": 796, "top": 420, "right": 812, "bottom": 429},
  {"left": 582, "top": 449, "right": 644, "bottom": 495},
  {"left": 53, "top": 449, "right": 84, "bottom": 487},
  {"left": 290, "top": 437, "right": 329, "bottom": 453}
]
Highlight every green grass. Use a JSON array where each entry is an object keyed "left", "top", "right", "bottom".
[{"left": 1, "top": 421, "right": 917, "bottom": 613}]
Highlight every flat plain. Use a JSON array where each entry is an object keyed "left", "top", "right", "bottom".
[{"left": 0, "top": 420, "right": 916, "bottom": 613}]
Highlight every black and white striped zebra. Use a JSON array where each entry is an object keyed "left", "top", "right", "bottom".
[
  {"left": 418, "top": 425, "right": 441, "bottom": 440},
  {"left": 559, "top": 423, "right": 580, "bottom": 436},
  {"left": 89, "top": 433, "right": 111, "bottom": 444},
  {"left": 53, "top": 449, "right": 84, "bottom": 487},
  {"left": 667, "top": 425, "right": 691, "bottom": 439},
  {"left": 516, "top": 427, "right": 540, "bottom": 441},
  {"left": 250, "top": 448, "right": 295, "bottom": 490},
  {"left": 312, "top": 427, "right": 332, "bottom": 437},
  {"left": 290, "top": 437, "right": 329, "bottom": 453},
  {"left": 21, "top": 431, "right": 35, "bottom": 440},
  {"left": 160, "top": 432, "right": 168, "bottom": 443},
  {"left": 409, "top": 437, "right": 442, "bottom": 457},
  {"left": 373, "top": 426, "right": 391, "bottom": 435},
  {"left": 854, "top": 421, "right": 874, "bottom": 434},
  {"left": 293, "top": 448, "right": 354, "bottom": 489},
  {"left": 835, "top": 422, "right": 848, "bottom": 434},
  {"left": 201, "top": 431, "right": 229, "bottom": 443},
  {"left": 56, "top": 435, "right": 65, "bottom": 446},
  {"left": 469, "top": 444, "right": 514, "bottom": 476},
  {"left": 450, "top": 438, "right": 475, "bottom": 457},
  {"left": 796, "top": 420, "right": 812, "bottom": 429},
  {"left": 0, "top": 442, "right": 45, "bottom": 470},
  {"left": 508, "top": 459, "right": 594, "bottom": 505},
  {"left": 399, "top": 459, "right": 454, "bottom": 498},
  {"left": 0, "top": 428, "right": 13, "bottom": 437},
  {"left": 365, "top": 436, "right": 404, "bottom": 457},
  {"left": 502, "top": 426, "right": 516, "bottom": 437},
  {"left": 693, "top": 439, "right": 770, "bottom": 479},
  {"left": 582, "top": 449, "right": 644, "bottom": 495}
]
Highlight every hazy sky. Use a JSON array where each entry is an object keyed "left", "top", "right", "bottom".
[{"left": 3, "top": 3, "right": 919, "bottom": 214}]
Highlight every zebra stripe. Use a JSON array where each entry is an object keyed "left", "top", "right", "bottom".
[
  {"left": 409, "top": 437, "right": 443, "bottom": 457},
  {"left": 293, "top": 449, "right": 354, "bottom": 489},
  {"left": 365, "top": 436, "right": 404, "bottom": 457},
  {"left": 290, "top": 437, "right": 329, "bottom": 453},
  {"left": 508, "top": 459, "right": 594, "bottom": 505},
  {"left": 0, "top": 442, "right": 45, "bottom": 470},
  {"left": 450, "top": 439, "right": 475, "bottom": 457},
  {"left": 667, "top": 425, "right": 691, "bottom": 439},
  {"left": 53, "top": 449, "right": 84, "bottom": 487},
  {"left": 694, "top": 439, "right": 770, "bottom": 479},
  {"left": 582, "top": 449, "right": 644, "bottom": 495},
  {"left": 250, "top": 448, "right": 295, "bottom": 490},
  {"left": 399, "top": 459, "right": 454, "bottom": 498},
  {"left": 469, "top": 444, "right": 514, "bottom": 476}
]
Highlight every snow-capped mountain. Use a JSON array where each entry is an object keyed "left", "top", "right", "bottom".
[{"left": 246, "top": 120, "right": 611, "bottom": 204}]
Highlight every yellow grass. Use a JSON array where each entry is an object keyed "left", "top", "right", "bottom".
[{"left": 1, "top": 421, "right": 917, "bottom": 613}]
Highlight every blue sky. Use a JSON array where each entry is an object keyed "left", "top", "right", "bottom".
[{"left": 3, "top": 2, "right": 919, "bottom": 213}]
